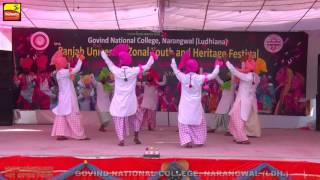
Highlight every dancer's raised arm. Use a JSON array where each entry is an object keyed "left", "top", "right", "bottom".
[
  {"left": 215, "top": 75, "right": 224, "bottom": 85},
  {"left": 70, "top": 59, "right": 83, "bottom": 75},
  {"left": 101, "top": 50, "right": 117, "bottom": 74},
  {"left": 205, "top": 65, "right": 220, "bottom": 81},
  {"left": 170, "top": 58, "right": 183, "bottom": 81},
  {"left": 156, "top": 74, "right": 167, "bottom": 86},
  {"left": 200, "top": 59, "right": 222, "bottom": 83},
  {"left": 226, "top": 61, "right": 253, "bottom": 82},
  {"left": 140, "top": 56, "right": 155, "bottom": 73}
]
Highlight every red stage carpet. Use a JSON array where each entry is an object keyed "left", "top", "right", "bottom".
[
  {"left": 0, "top": 156, "right": 320, "bottom": 179},
  {"left": 1, "top": 125, "right": 320, "bottom": 179}
]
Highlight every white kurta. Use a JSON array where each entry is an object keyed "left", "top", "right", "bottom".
[
  {"left": 171, "top": 58, "right": 220, "bottom": 125},
  {"left": 92, "top": 78, "right": 112, "bottom": 112},
  {"left": 141, "top": 84, "right": 158, "bottom": 110},
  {"left": 215, "top": 76, "right": 236, "bottom": 114},
  {"left": 77, "top": 80, "right": 95, "bottom": 111},
  {"left": 252, "top": 73, "right": 260, "bottom": 112},
  {"left": 246, "top": 73, "right": 261, "bottom": 137},
  {"left": 101, "top": 51, "right": 154, "bottom": 117},
  {"left": 226, "top": 61, "right": 256, "bottom": 121},
  {"left": 52, "top": 60, "right": 82, "bottom": 116}
]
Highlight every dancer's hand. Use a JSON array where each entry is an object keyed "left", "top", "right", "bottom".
[
  {"left": 215, "top": 59, "right": 224, "bottom": 67},
  {"left": 96, "top": 43, "right": 103, "bottom": 50},
  {"left": 95, "top": 43, "right": 105, "bottom": 54},
  {"left": 171, "top": 58, "right": 177, "bottom": 68},
  {"left": 90, "top": 73, "right": 95, "bottom": 79},
  {"left": 162, "top": 74, "right": 167, "bottom": 81},
  {"left": 150, "top": 51, "right": 158, "bottom": 61},
  {"left": 100, "top": 49, "right": 111, "bottom": 57},
  {"left": 169, "top": 49, "right": 176, "bottom": 58},
  {"left": 76, "top": 52, "right": 85, "bottom": 61}
]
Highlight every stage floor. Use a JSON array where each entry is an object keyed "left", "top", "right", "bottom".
[{"left": 1, "top": 124, "right": 320, "bottom": 162}]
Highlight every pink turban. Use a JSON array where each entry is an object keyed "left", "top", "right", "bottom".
[
  {"left": 118, "top": 51, "right": 132, "bottom": 66},
  {"left": 51, "top": 50, "right": 67, "bottom": 70},
  {"left": 178, "top": 51, "right": 191, "bottom": 70},
  {"left": 244, "top": 59, "right": 256, "bottom": 72},
  {"left": 177, "top": 51, "right": 199, "bottom": 73},
  {"left": 185, "top": 59, "right": 199, "bottom": 73},
  {"left": 111, "top": 44, "right": 132, "bottom": 66}
]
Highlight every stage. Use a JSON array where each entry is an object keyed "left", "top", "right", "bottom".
[
  {"left": 0, "top": 123, "right": 320, "bottom": 162},
  {"left": 1, "top": 123, "right": 320, "bottom": 179}
]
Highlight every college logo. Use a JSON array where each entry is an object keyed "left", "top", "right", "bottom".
[
  {"left": 264, "top": 34, "right": 283, "bottom": 54},
  {"left": 30, "top": 32, "right": 50, "bottom": 51},
  {"left": 3, "top": 3, "right": 21, "bottom": 21}
]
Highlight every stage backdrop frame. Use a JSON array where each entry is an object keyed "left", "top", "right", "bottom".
[{"left": 12, "top": 28, "right": 309, "bottom": 116}]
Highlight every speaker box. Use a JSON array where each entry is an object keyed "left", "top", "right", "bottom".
[
  {"left": 0, "top": 50, "right": 13, "bottom": 89},
  {"left": 0, "top": 110, "right": 13, "bottom": 126},
  {"left": 0, "top": 50, "right": 14, "bottom": 126}
]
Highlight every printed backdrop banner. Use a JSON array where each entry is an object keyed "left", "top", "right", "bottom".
[{"left": 12, "top": 28, "right": 308, "bottom": 116}]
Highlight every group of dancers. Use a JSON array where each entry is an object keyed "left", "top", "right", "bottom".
[{"left": 50, "top": 44, "right": 265, "bottom": 147}]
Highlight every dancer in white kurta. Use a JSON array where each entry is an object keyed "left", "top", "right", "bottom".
[
  {"left": 245, "top": 73, "right": 261, "bottom": 137},
  {"left": 245, "top": 58, "right": 268, "bottom": 137},
  {"left": 226, "top": 59, "right": 257, "bottom": 144},
  {"left": 171, "top": 54, "right": 221, "bottom": 148},
  {"left": 139, "top": 68, "right": 166, "bottom": 131},
  {"left": 51, "top": 50, "right": 88, "bottom": 140},
  {"left": 77, "top": 75, "right": 95, "bottom": 111},
  {"left": 208, "top": 74, "right": 236, "bottom": 134},
  {"left": 100, "top": 44, "right": 155, "bottom": 146},
  {"left": 91, "top": 69, "right": 114, "bottom": 132}
]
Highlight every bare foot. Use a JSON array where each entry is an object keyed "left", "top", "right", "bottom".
[
  {"left": 194, "top": 144, "right": 204, "bottom": 147},
  {"left": 247, "top": 135, "right": 258, "bottom": 138},
  {"left": 236, "top": 140, "right": 251, "bottom": 144},
  {"left": 134, "top": 132, "right": 142, "bottom": 144},
  {"left": 134, "top": 138, "right": 142, "bottom": 144},
  {"left": 118, "top": 140, "right": 124, "bottom": 146},
  {"left": 184, "top": 142, "right": 192, "bottom": 148},
  {"left": 57, "top": 136, "right": 68, "bottom": 140},
  {"left": 224, "top": 132, "right": 232, "bottom": 136},
  {"left": 99, "top": 126, "right": 106, "bottom": 132},
  {"left": 79, "top": 137, "right": 90, "bottom": 140}
]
